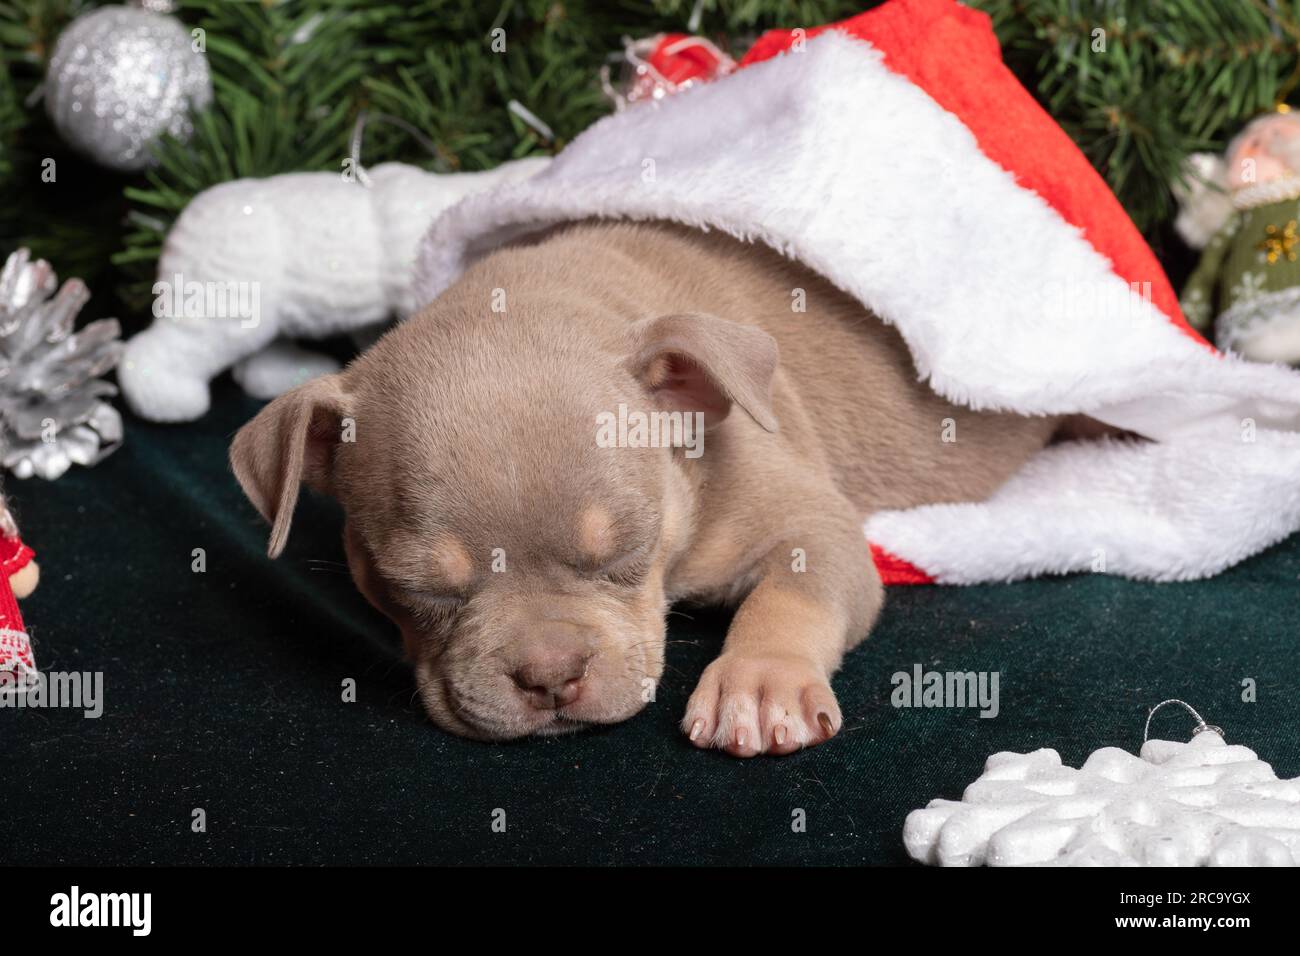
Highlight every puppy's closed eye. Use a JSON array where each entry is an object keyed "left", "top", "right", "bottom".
[
  {"left": 575, "top": 505, "right": 658, "bottom": 586},
  {"left": 395, "top": 587, "right": 466, "bottom": 628},
  {"left": 576, "top": 548, "right": 650, "bottom": 587}
]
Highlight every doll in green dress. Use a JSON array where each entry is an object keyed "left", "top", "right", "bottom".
[{"left": 1178, "top": 110, "right": 1300, "bottom": 364}]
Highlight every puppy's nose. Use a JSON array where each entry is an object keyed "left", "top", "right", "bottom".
[{"left": 510, "top": 652, "right": 591, "bottom": 710}]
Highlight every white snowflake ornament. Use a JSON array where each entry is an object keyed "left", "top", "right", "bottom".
[{"left": 904, "top": 731, "right": 1300, "bottom": 866}]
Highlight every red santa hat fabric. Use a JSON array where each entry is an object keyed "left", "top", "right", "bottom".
[{"left": 414, "top": 0, "right": 1300, "bottom": 585}]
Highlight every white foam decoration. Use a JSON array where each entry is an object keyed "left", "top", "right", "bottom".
[
  {"left": 119, "top": 158, "right": 549, "bottom": 421},
  {"left": 903, "top": 733, "right": 1300, "bottom": 866}
]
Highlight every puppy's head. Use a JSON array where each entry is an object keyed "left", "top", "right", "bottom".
[{"left": 230, "top": 310, "right": 776, "bottom": 739}]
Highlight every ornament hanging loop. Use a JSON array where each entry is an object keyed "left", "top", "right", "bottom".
[
  {"left": 1143, "top": 698, "right": 1224, "bottom": 743},
  {"left": 348, "top": 109, "right": 448, "bottom": 188}
]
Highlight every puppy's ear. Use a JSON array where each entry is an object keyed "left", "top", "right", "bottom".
[
  {"left": 230, "top": 374, "right": 353, "bottom": 558},
  {"left": 626, "top": 312, "right": 778, "bottom": 432}
]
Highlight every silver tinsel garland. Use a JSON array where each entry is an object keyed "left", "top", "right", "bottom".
[{"left": 0, "top": 250, "right": 124, "bottom": 480}]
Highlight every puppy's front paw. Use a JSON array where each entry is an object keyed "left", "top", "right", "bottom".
[{"left": 682, "top": 653, "right": 841, "bottom": 757}]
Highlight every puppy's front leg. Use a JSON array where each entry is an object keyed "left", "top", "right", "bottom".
[{"left": 682, "top": 493, "right": 882, "bottom": 757}]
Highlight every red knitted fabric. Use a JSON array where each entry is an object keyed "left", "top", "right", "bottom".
[{"left": 0, "top": 534, "right": 34, "bottom": 676}]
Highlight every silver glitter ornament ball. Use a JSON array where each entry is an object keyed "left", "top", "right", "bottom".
[{"left": 45, "top": 5, "right": 213, "bottom": 172}]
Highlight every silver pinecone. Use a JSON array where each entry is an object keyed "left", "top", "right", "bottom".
[{"left": 0, "top": 248, "right": 124, "bottom": 480}]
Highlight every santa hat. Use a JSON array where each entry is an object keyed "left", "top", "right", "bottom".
[{"left": 415, "top": 0, "right": 1300, "bottom": 585}]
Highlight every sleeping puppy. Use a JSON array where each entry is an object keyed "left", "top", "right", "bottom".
[{"left": 230, "top": 220, "right": 1058, "bottom": 756}]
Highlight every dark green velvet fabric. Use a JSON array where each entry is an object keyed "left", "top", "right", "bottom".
[{"left": 3, "top": 379, "right": 1297, "bottom": 865}]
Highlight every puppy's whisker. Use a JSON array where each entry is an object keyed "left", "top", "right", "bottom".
[{"left": 622, "top": 639, "right": 662, "bottom": 652}]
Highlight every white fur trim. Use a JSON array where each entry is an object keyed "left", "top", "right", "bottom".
[
  {"left": 868, "top": 433, "right": 1300, "bottom": 583},
  {"left": 1232, "top": 175, "right": 1300, "bottom": 210},
  {"left": 413, "top": 33, "right": 1300, "bottom": 583}
]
